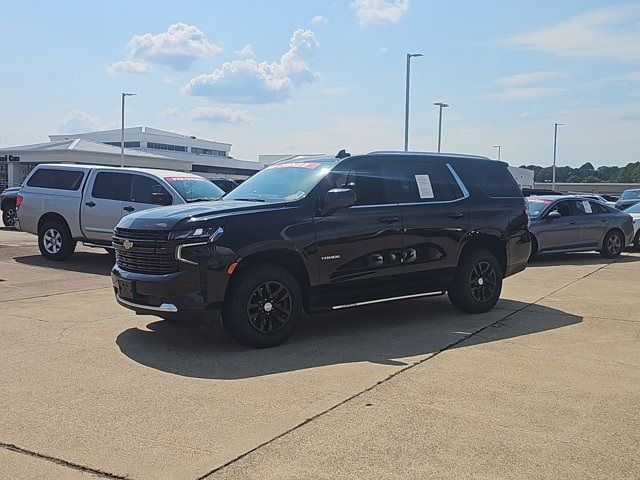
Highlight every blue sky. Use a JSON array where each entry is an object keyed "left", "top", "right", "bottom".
[{"left": 1, "top": 0, "right": 639, "bottom": 167}]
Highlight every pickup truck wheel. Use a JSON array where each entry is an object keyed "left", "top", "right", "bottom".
[
  {"left": 38, "top": 221, "right": 76, "bottom": 261},
  {"left": 2, "top": 203, "right": 17, "bottom": 227},
  {"left": 448, "top": 249, "right": 503, "bottom": 314},
  {"left": 222, "top": 265, "right": 302, "bottom": 348}
]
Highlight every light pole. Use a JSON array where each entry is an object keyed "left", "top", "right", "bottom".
[
  {"left": 433, "top": 102, "right": 449, "bottom": 152},
  {"left": 404, "top": 53, "right": 423, "bottom": 151},
  {"left": 492, "top": 145, "right": 501, "bottom": 161},
  {"left": 121, "top": 92, "right": 137, "bottom": 167},
  {"left": 552, "top": 122, "right": 564, "bottom": 190}
]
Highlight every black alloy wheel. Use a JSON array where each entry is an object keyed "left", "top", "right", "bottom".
[
  {"left": 469, "top": 261, "right": 498, "bottom": 303},
  {"left": 246, "top": 280, "right": 293, "bottom": 334},
  {"left": 2, "top": 206, "right": 16, "bottom": 227},
  {"left": 601, "top": 230, "right": 623, "bottom": 259}
]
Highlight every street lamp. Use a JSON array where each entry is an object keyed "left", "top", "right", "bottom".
[
  {"left": 552, "top": 122, "right": 564, "bottom": 190},
  {"left": 404, "top": 53, "right": 423, "bottom": 151},
  {"left": 121, "top": 92, "right": 137, "bottom": 167},
  {"left": 492, "top": 145, "right": 501, "bottom": 161},
  {"left": 433, "top": 102, "right": 449, "bottom": 152}
]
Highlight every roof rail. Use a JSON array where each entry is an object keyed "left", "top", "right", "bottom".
[{"left": 367, "top": 150, "right": 490, "bottom": 160}]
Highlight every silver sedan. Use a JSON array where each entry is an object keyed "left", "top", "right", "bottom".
[{"left": 526, "top": 196, "right": 634, "bottom": 259}]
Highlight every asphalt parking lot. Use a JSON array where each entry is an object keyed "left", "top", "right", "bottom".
[{"left": 1, "top": 227, "right": 639, "bottom": 479}]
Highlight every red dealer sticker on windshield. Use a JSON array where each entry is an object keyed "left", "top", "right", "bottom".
[{"left": 266, "top": 162, "right": 321, "bottom": 170}]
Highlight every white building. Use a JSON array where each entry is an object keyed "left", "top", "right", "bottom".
[{"left": 1, "top": 127, "right": 265, "bottom": 189}]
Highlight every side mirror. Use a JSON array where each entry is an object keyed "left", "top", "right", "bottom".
[
  {"left": 150, "top": 192, "right": 173, "bottom": 206},
  {"left": 321, "top": 188, "right": 356, "bottom": 215},
  {"left": 547, "top": 210, "right": 562, "bottom": 219}
]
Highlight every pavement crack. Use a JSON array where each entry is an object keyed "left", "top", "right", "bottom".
[
  {"left": 0, "top": 442, "right": 130, "bottom": 479},
  {"left": 3, "top": 286, "right": 111, "bottom": 303},
  {"left": 197, "top": 256, "right": 623, "bottom": 480}
]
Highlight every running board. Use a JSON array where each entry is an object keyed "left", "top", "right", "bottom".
[
  {"left": 83, "top": 242, "right": 112, "bottom": 249},
  {"left": 331, "top": 291, "right": 445, "bottom": 310}
]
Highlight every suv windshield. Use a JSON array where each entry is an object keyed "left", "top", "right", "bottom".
[
  {"left": 225, "top": 160, "right": 338, "bottom": 202},
  {"left": 526, "top": 198, "right": 553, "bottom": 219},
  {"left": 620, "top": 190, "right": 640, "bottom": 200},
  {"left": 165, "top": 176, "right": 224, "bottom": 202}
]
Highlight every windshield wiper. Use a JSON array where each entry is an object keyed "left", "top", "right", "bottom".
[
  {"left": 186, "top": 197, "right": 216, "bottom": 203},
  {"left": 233, "top": 198, "right": 266, "bottom": 202}
]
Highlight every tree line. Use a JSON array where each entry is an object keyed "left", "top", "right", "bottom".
[{"left": 521, "top": 162, "right": 640, "bottom": 184}]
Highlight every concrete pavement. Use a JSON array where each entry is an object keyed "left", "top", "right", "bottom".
[{"left": 0, "top": 228, "right": 638, "bottom": 479}]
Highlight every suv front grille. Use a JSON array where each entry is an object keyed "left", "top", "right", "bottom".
[{"left": 113, "top": 228, "right": 178, "bottom": 274}]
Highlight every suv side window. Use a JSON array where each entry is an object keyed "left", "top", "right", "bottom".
[
  {"left": 397, "top": 160, "right": 463, "bottom": 203},
  {"left": 590, "top": 202, "right": 609, "bottom": 214},
  {"left": 329, "top": 159, "right": 391, "bottom": 206},
  {"left": 456, "top": 162, "right": 521, "bottom": 197},
  {"left": 92, "top": 172, "right": 132, "bottom": 201},
  {"left": 131, "top": 175, "right": 170, "bottom": 204},
  {"left": 27, "top": 168, "right": 84, "bottom": 190}
]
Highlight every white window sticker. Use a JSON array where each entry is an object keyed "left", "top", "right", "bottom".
[
  {"left": 582, "top": 200, "right": 592, "bottom": 213},
  {"left": 415, "top": 175, "right": 434, "bottom": 199}
]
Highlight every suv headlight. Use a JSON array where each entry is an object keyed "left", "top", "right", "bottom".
[{"left": 169, "top": 226, "right": 224, "bottom": 242}]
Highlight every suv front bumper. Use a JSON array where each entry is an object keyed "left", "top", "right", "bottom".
[{"left": 111, "top": 263, "right": 229, "bottom": 317}]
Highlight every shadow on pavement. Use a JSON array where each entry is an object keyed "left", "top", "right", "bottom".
[
  {"left": 116, "top": 298, "right": 581, "bottom": 380},
  {"left": 527, "top": 252, "right": 640, "bottom": 267},
  {"left": 14, "top": 251, "right": 114, "bottom": 276}
]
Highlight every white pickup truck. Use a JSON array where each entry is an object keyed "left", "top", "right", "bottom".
[{"left": 16, "top": 164, "right": 224, "bottom": 260}]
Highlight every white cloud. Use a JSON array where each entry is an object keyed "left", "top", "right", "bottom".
[
  {"left": 122, "top": 23, "right": 221, "bottom": 71},
  {"left": 311, "top": 15, "right": 328, "bottom": 24},
  {"left": 183, "top": 29, "right": 319, "bottom": 104},
  {"left": 485, "top": 87, "right": 566, "bottom": 102},
  {"left": 158, "top": 106, "right": 181, "bottom": 117},
  {"left": 350, "top": 0, "right": 410, "bottom": 26},
  {"left": 235, "top": 44, "right": 255, "bottom": 57},
  {"left": 105, "top": 60, "right": 151, "bottom": 75},
  {"left": 57, "top": 110, "right": 108, "bottom": 133},
  {"left": 497, "top": 71, "right": 562, "bottom": 86},
  {"left": 505, "top": 5, "right": 640, "bottom": 61},
  {"left": 379, "top": 47, "right": 389, "bottom": 54},
  {"left": 190, "top": 106, "right": 257, "bottom": 125}
]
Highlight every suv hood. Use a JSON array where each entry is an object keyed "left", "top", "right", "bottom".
[{"left": 117, "top": 200, "right": 282, "bottom": 231}]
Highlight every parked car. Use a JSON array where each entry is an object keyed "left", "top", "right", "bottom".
[
  {"left": 570, "top": 193, "right": 616, "bottom": 209},
  {"left": 526, "top": 196, "right": 633, "bottom": 259},
  {"left": 600, "top": 194, "right": 618, "bottom": 203},
  {"left": 1, "top": 186, "right": 20, "bottom": 227},
  {"left": 615, "top": 189, "right": 640, "bottom": 210},
  {"left": 623, "top": 202, "right": 640, "bottom": 251},
  {"left": 522, "top": 187, "right": 562, "bottom": 197},
  {"left": 112, "top": 151, "right": 531, "bottom": 348},
  {"left": 16, "top": 164, "right": 224, "bottom": 260},
  {"left": 209, "top": 177, "right": 238, "bottom": 193}
]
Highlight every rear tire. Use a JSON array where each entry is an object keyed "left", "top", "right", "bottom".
[
  {"left": 633, "top": 231, "right": 640, "bottom": 252},
  {"left": 222, "top": 265, "right": 302, "bottom": 348},
  {"left": 448, "top": 249, "right": 503, "bottom": 314},
  {"left": 38, "top": 220, "right": 76, "bottom": 261},
  {"left": 528, "top": 235, "right": 538, "bottom": 262},
  {"left": 600, "top": 229, "right": 623, "bottom": 259},
  {"left": 2, "top": 203, "right": 16, "bottom": 227}
]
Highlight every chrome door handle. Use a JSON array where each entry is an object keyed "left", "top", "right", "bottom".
[{"left": 447, "top": 212, "right": 464, "bottom": 219}]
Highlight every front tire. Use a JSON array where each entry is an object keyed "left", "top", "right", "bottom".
[
  {"left": 222, "top": 265, "right": 302, "bottom": 348},
  {"left": 528, "top": 235, "right": 538, "bottom": 262},
  {"left": 38, "top": 220, "right": 76, "bottom": 261},
  {"left": 600, "top": 229, "right": 623, "bottom": 259},
  {"left": 448, "top": 249, "right": 503, "bottom": 314},
  {"left": 2, "top": 204, "right": 16, "bottom": 227}
]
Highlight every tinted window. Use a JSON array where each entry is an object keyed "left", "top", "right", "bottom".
[
  {"left": 551, "top": 201, "right": 572, "bottom": 216},
  {"left": 91, "top": 172, "right": 132, "bottom": 201},
  {"left": 131, "top": 175, "right": 170, "bottom": 204},
  {"left": 396, "top": 160, "right": 463, "bottom": 203},
  {"left": 27, "top": 168, "right": 84, "bottom": 190},
  {"left": 590, "top": 202, "right": 610, "bottom": 214},
  {"left": 574, "top": 200, "right": 587, "bottom": 215},
  {"left": 457, "top": 162, "right": 521, "bottom": 197},
  {"left": 329, "top": 159, "right": 390, "bottom": 206}
]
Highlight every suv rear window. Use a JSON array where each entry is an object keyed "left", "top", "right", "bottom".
[
  {"left": 457, "top": 162, "right": 521, "bottom": 197},
  {"left": 395, "top": 160, "right": 463, "bottom": 203},
  {"left": 27, "top": 168, "right": 84, "bottom": 190}
]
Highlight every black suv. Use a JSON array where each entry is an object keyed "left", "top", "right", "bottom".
[{"left": 112, "top": 151, "right": 530, "bottom": 348}]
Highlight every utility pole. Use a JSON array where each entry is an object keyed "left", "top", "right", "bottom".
[
  {"left": 552, "top": 122, "right": 564, "bottom": 190},
  {"left": 403, "top": 53, "right": 423, "bottom": 151},
  {"left": 121, "top": 92, "right": 137, "bottom": 167},
  {"left": 433, "top": 102, "right": 449, "bottom": 152}
]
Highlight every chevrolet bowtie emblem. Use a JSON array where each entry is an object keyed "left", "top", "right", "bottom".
[{"left": 122, "top": 240, "right": 134, "bottom": 250}]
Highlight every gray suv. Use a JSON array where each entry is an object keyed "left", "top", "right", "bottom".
[{"left": 527, "top": 196, "right": 633, "bottom": 259}]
